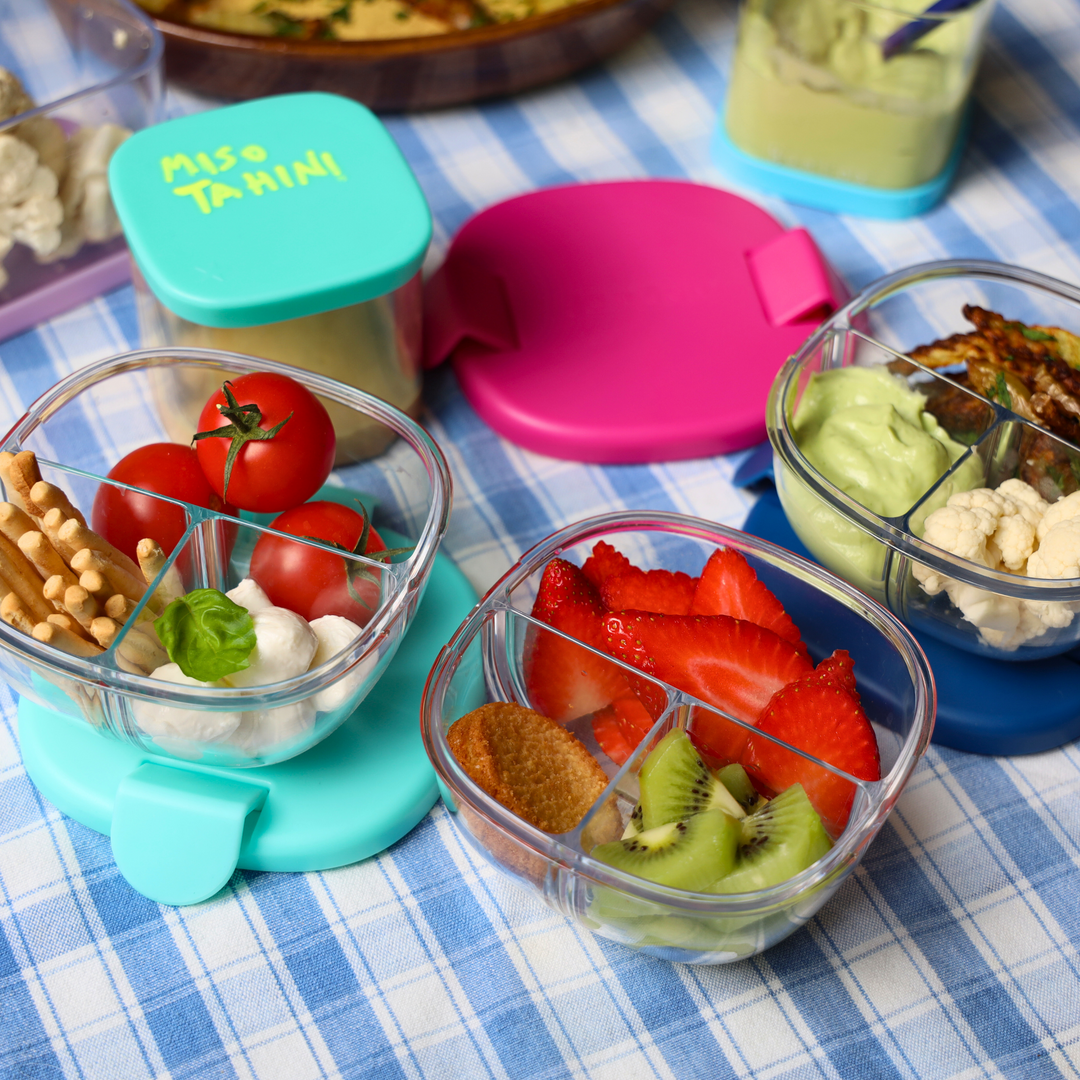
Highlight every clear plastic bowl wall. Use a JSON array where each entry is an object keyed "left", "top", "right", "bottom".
[
  {"left": 133, "top": 266, "right": 424, "bottom": 465},
  {"left": 768, "top": 261, "right": 1080, "bottom": 662},
  {"left": 0, "top": 348, "right": 451, "bottom": 768},
  {"left": 0, "top": 0, "right": 162, "bottom": 310},
  {"left": 421, "top": 513, "right": 934, "bottom": 965}
]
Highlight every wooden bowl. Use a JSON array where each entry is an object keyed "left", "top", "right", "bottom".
[{"left": 153, "top": 0, "right": 678, "bottom": 113}]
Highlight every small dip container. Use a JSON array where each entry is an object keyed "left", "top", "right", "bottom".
[
  {"left": 108, "top": 92, "right": 432, "bottom": 463},
  {"left": 716, "top": 0, "right": 996, "bottom": 217}
]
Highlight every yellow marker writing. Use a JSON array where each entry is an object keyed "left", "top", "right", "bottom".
[
  {"left": 242, "top": 170, "right": 279, "bottom": 195},
  {"left": 173, "top": 179, "right": 213, "bottom": 214},
  {"left": 161, "top": 153, "right": 198, "bottom": 184},
  {"left": 215, "top": 145, "right": 238, "bottom": 171},
  {"left": 194, "top": 152, "right": 218, "bottom": 176},
  {"left": 241, "top": 145, "right": 268, "bottom": 163},
  {"left": 293, "top": 150, "right": 328, "bottom": 186},
  {"left": 273, "top": 164, "right": 295, "bottom": 189},
  {"left": 321, "top": 152, "right": 346, "bottom": 180},
  {"left": 210, "top": 182, "right": 243, "bottom": 209}
]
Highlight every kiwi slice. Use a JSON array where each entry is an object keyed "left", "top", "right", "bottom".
[
  {"left": 639, "top": 729, "right": 744, "bottom": 830},
  {"left": 592, "top": 808, "right": 741, "bottom": 892},
  {"left": 708, "top": 784, "right": 832, "bottom": 894},
  {"left": 622, "top": 802, "right": 643, "bottom": 840},
  {"left": 716, "top": 763, "right": 762, "bottom": 814}
]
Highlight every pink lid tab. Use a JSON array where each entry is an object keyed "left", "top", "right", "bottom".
[
  {"left": 424, "top": 180, "right": 846, "bottom": 463},
  {"left": 745, "top": 227, "right": 840, "bottom": 327}
]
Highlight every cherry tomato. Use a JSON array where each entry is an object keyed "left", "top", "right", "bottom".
[
  {"left": 249, "top": 501, "right": 388, "bottom": 625},
  {"left": 92, "top": 443, "right": 233, "bottom": 562},
  {"left": 194, "top": 372, "right": 335, "bottom": 514}
]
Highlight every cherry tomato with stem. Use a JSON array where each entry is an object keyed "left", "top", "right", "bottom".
[{"left": 194, "top": 372, "right": 335, "bottom": 514}]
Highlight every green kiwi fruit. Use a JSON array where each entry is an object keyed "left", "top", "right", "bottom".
[
  {"left": 708, "top": 783, "right": 832, "bottom": 894},
  {"left": 639, "top": 729, "right": 744, "bottom": 830},
  {"left": 621, "top": 802, "right": 643, "bottom": 840},
  {"left": 716, "top": 762, "right": 762, "bottom": 814},
  {"left": 592, "top": 808, "right": 741, "bottom": 892}
]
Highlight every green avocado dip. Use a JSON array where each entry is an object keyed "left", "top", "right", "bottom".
[
  {"left": 778, "top": 365, "right": 983, "bottom": 596},
  {"left": 724, "top": 0, "right": 991, "bottom": 190}
]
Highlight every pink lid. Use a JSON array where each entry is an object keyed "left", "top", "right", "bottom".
[{"left": 424, "top": 180, "right": 846, "bottom": 463}]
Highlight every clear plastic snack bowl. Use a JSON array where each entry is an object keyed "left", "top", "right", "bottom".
[
  {"left": 421, "top": 512, "right": 933, "bottom": 964},
  {"left": 0, "top": 348, "right": 450, "bottom": 768},
  {"left": 768, "top": 259, "right": 1080, "bottom": 662}
]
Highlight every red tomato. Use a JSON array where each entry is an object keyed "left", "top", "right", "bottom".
[
  {"left": 92, "top": 443, "right": 232, "bottom": 562},
  {"left": 194, "top": 372, "right": 335, "bottom": 514},
  {"left": 249, "top": 501, "right": 388, "bottom": 625}
]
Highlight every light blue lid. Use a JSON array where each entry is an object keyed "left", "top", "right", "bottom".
[{"left": 108, "top": 92, "right": 432, "bottom": 328}]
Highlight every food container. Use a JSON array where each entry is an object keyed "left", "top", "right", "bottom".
[
  {"left": 0, "top": 347, "right": 451, "bottom": 770},
  {"left": 0, "top": 0, "right": 162, "bottom": 339},
  {"left": 421, "top": 512, "right": 934, "bottom": 964},
  {"left": 768, "top": 258, "right": 1080, "bottom": 662},
  {"left": 716, "top": 0, "right": 995, "bottom": 217},
  {"left": 108, "top": 93, "right": 432, "bottom": 463}
]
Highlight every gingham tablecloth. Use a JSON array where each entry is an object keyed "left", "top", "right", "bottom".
[{"left": 2, "top": 1, "right": 1080, "bottom": 1076}]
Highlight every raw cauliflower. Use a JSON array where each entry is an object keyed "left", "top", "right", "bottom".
[{"left": 914, "top": 478, "right": 1079, "bottom": 650}]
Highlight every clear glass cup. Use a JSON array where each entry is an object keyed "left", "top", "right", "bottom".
[
  {"left": 724, "top": 0, "right": 996, "bottom": 190},
  {"left": 768, "top": 258, "right": 1080, "bottom": 662},
  {"left": 421, "top": 512, "right": 934, "bottom": 964},
  {"left": 0, "top": 348, "right": 451, "bottom": 767}
]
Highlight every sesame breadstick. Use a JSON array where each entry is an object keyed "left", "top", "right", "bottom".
[
  {"left": 18, "top": 530, "right": 78, "bottom": 592},
  {"left": 78, "top": 569, "right": 111, "bottom": 601},
  {"left": 0, "top": 534, "right": 51, "bottom": 623},
  {"left": 58, "top": 519, "right": 141, "bottom": 580},
  {"left": 32, "top": 620, "right": 104, "bottom": 659},
  {"left": 47, "top": 612, "right": 93, "bottom": 641},
  {"left": 70, "top": 548, "right": 148, "bottom": 604},
  {"left": 0, "top": 502, "right": 40, "bottom": 546},
  {"left": 1, "top": 592, "right": 35, "bottom": 635},
  {"left": 8, "top": 452, "right": 43, "bottom": 516},
  {"left": 64, "top": 585, "right": 99, "bottom": 631},
  {"left": 136, "top": 538, "right": 184, "bottom": 607},
  {"left": 0, "top": 454, "right": 29, "bottom": 513},
  {"left": 41, "top": 509, "right": 77, "bottom": 561}
]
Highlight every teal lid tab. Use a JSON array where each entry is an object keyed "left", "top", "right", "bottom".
[{"left": 108, "top": 93, "right": 432, "bottom": 328}]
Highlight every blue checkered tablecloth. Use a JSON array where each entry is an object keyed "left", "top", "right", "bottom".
[{"left": 2, "top": 0, "right": 1080, "bottom": 1077}]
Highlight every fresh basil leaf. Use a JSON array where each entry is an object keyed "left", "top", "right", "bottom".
[{"left": 155, "top": 589, "right": 257, "bottom": 682}]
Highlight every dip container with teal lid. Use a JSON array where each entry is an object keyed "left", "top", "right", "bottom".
[
  {"left": 715, "top": 0, "right": 996, "bottom": 218},
  {"left": 108, "top": 92, "right": 432, "bottom": 462}
]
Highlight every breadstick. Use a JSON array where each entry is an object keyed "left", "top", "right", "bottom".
[
  {"left": 0, "top": 534, "right": 51, "bottom": 623},
  {"left": 90, "top": 616, "right": 121, "bottom": 649},
  {"left": 8, "top": 452, "right": 42, "bottom": 516},
  {"left": 18, "top": 529, "right": 78, "bottom": 592},
  {"left": 1, "top": 592, "right": 35, "bottom": 635},
  {"left": 0, "top": 453, "right": 29, "bottom": 512},
  {"left": 120, "top": 626, "right": 168, "bottom": 673},
  {"left": 64, "top": 585, "right": 99, "bottom": 630},
  {"left": 58, "top": 519, "right": 141, "bottom": 580},
  {"left": 41, "top": 509, "right": 76, "bottom": 561},
  {"left": 70, "top": 548, "right": 148, "bottom": 604},
  {"left": 0, "top": 502, "right": 40, "bottom": 546},
  {"left": 78, "top": 569, "right": 111, "bottom": 600},
  {"left": 104, "top": 593, "right": 138, "bottom": 623},
  {"left": 29, "top": 481, "right": 86, "bottom": 527},
  {"left": 47, "top": 612, "right": 93, "bottom": 641},
  {"left": 32, "top": 620, "right": 104, "bottom": 658},
  {"left": 136, "top": 538, "right": 184, "bottom": 607}
]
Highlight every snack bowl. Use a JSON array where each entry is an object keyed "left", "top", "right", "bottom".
[
  {"left": 768, "top": 259, "right": 1080, "bottom": 662},
  {"left": 421, "top": 512, "right": 933, "bottom": 964},
  {"left": 0, "top": 347, "right": 450, "bottom": 768},
  {"left": 0, "top": 0, "right": 163, "bottom": 338}
]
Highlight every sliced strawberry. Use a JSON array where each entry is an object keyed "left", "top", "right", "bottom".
[
  {"left": 525, "top": 559, "right": 629, "bottom": 722},
  {"left": 601, "top": 612, "right": 813, "bottom": 754},
  {"left": 592, "top": 706, "right": 636, "bottom": 766},
  {"left": 592, "top": 692, "right": 657, "bottom": 766},
  {"left": 581, "top": 541, "right": 633, "bottom": 590},
  {"left": 742, "top": 676, "right": 881, "bottom": 838},
  {"left": 810, "top": 649, "right": 859, "bottom": 699},
  {"left": 689, "top": 548, "right": 807, "bottom": 657},
  {"left": 600, "top": 567, "right": 697, "bottom": 615},
  {"left": 689, "top": 707, "right": 756, "bottom": 766}
]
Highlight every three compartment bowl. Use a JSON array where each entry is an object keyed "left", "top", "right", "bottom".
[
  {"left": 421, "top": 512, "right": 934, "bottom": 964},
  {"left": 0, "top": 348, "right": 450, "bottom": 770},
  {"left": 768, "top": 259, "right": 1080, "bottom": 662}
]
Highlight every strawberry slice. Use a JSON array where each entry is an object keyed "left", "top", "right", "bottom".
[
  {"left": 810, "top": 649, "right": 859, "bottom": 698},
  {"left": 592, "top": 692, "right": 656, "bottom": 766},
  {"left": 601, "top": 613, "right": 813, "bottom": 760},
  {"left": 581, "top": 541, "right": 633, "bottom": 590},
  {"left": 600, "top": 567, "right": 697, "bottom": 615},
  {"left": 742, "top": 674, "right": 881, "bottom": 838},
  {"left": 689, "top": 548, "right": 807, "bottom": 657},
  {"left": 525, "top": 559, "right": 629, "bottom": 722}
]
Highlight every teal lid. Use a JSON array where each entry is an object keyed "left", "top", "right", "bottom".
[{"left": 108, "top": 93, "right": 432, "bottom": 328}]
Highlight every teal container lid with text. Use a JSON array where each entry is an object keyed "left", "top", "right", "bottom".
[{"left": 108, "top": 93, "right": 432, "bottom": 328}]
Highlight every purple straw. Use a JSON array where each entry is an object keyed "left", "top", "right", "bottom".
[{"left": 882, "top": 0, "right": 984, "bottom": 59}]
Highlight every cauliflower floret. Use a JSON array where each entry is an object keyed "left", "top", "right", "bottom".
[
  {"left": 1035, "top": 490, "right": 1080, "bottom": 543},
  {"left": 0, "top": 134, "right": 40, "bottom": 205},
  {"left": 921, "top": 503, "right": 999, "bottom": 565},
  {"left": 0, "top": 133, "right": 63, "bottom": 259},
  {"left": 1027, "top": 518, "right": 1080, "bottom": 580},
  {"left": 223, "top": 604, "right": 318, "bottom": 688},
  {"left": 60, "top": 122, "right": 129, "bottom": 244},
  {"left": 996, "top": 478, "right": 1050, "bottom": 522}
]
